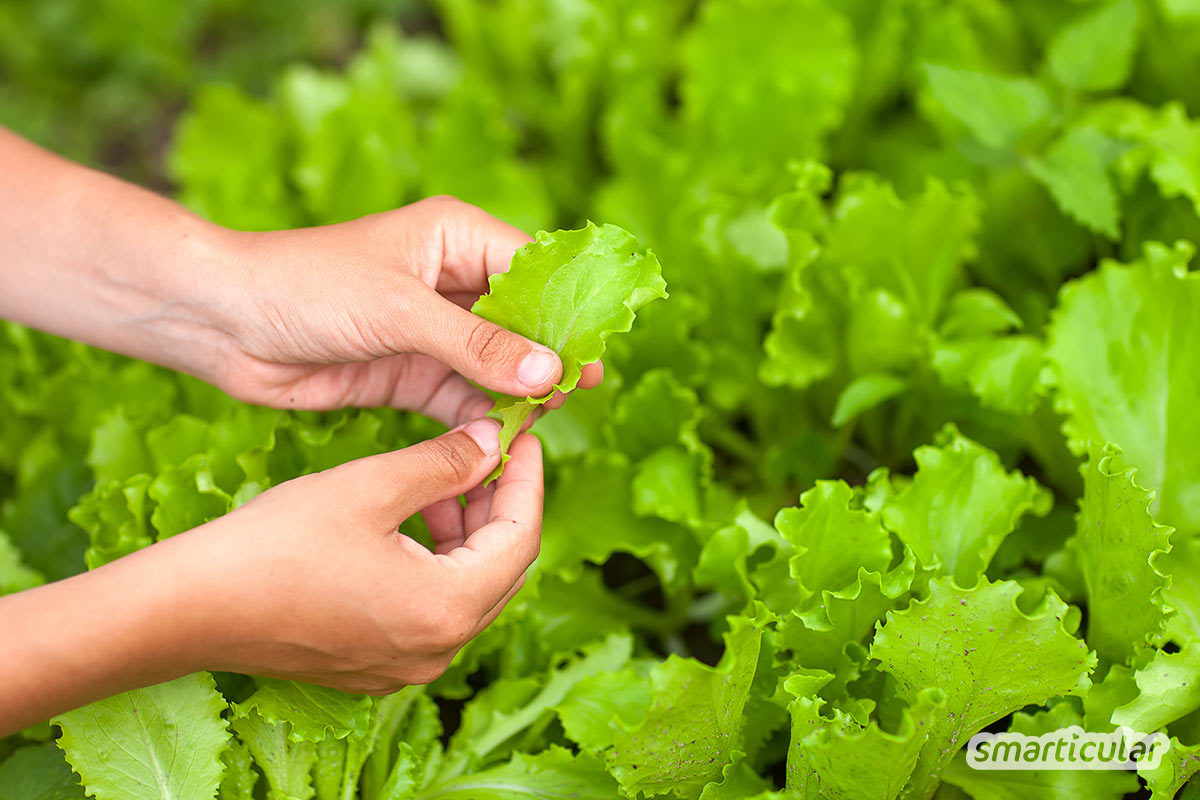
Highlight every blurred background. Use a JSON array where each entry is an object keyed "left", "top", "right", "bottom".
[{"left": 0, "top": 0, "right": 426, "bottom": 189}]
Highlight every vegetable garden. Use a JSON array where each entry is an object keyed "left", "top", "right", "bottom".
[{"left": 4, "top": 0, "right": 1200, "bottom": 797}]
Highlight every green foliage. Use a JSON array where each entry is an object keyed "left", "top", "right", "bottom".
[
  {"left": 1068, "top": 445, "right": 1174, "bottom": 663},
  {"left": 1047, "top": 241, "right": 1200, "bottom": 531},
  {"left": 54, "top": 673, "right": 230, "bottom": 800},
  {"left": 6, "top": 0, "right": 1200, "bottom": 797},
  {"left": 871, "top": 579, "right": 1095, "bottom": 797},
  {"left": 880, "top": 425, "right": 1050, "bottom": 583},
  {"left": 0, "top": 743, "right": 83, "bottom": 800},
  {"left": 607, "top": 610, "right": 768, "bottom": 797}
]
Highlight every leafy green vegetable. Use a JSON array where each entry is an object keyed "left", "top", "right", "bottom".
[
  {"left": 238, "top": 680, "right": 374, "bottom": 743},
  {"left": 608, "top": 609, "right": 768, "bottom": 797},
  {"left": 1112, "top": 643, "right": 1200, "bottom": 733},
  {"left": 1046, "top": 0, "right": 1140, "bottom": 93},
  {"left": 1068, "top": 445, "right": 1174, "bottom": 663},
  {"left": 923, "top": 64, "right": 1053, "bottom": 150},
  {"left": 472, "top": 222, "right": 667, "bottom": 468},
  {"left": 5, "top": 1, "right": 1200, "bottom": 797},
  {"left": 880, "top": 425, "right": 1050, "bottom": 584},
  {"left": 0, "top": 743, "right": 84, "bottom": 800},
  {"left": 1047, "top": 241, "right": 1200, "bottom": 531},
  {"left": 871, "top": 579, "right": 1096, "bottom": 797},
  {"left": 787, "top": 681, "right": 943, "bottom": 800},
  {"left": 54, "top": 673, "right": 230, "bottom": 800}
]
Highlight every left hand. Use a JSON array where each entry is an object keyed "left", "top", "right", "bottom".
[
  {"left": 209, "top": 195, "right": 603, "bottom": 426},
  {"left": 1, "top": 131, "right": 603, "bottom": 427}
]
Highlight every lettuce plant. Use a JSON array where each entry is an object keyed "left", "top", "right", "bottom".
[{"left": 4, "top": 1, "right": 1200, "bottom": 798}]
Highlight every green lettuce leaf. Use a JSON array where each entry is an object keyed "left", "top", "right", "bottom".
[
  {"left": 416, "top": 747, "right": 618, "bottom": 800},
  {"left": 217, "top": 740, "right": 258, "bottom": 800},
  {"left": 776, "top": 551, "right": 917, "bottom": 676},
  {"left": 280, "top": 28, "right": 419, "bottom": 224},
  {"left": 169, "top": 85, "right": 300, "bottom": 231},
  {"left": 1140, "top": 737, "right": 1200, "bottom": 800},
  {"left": 471, "top": 223, "right": 667, "bottom": 467},
  {"left": 555, "top": 667, "right": 653, "bottom": 755},
  {"left": 1026, "top": 125, "right": 1121, "bottom": 238},
  {"left": 54, "top": 672, "right": 230, "bottom": 800},
  {"left": 439, "top": 633, "right": 632, "bottom": 780},
  {"left": 680, "top": 0, "right": 857, "bottom": 166},
  {"left": 1046, "top": 0, "right": 1140, "bottom": 92},
  {"left": 870, "top": 578, "right": 1095, "bottom": 797},
  {"left": 1067, "top": 444, "right": 1174, "bottom": 663},
  {"left": 609, "top": 369, "right": 704, "bottom": 461},
  {"left": 608, "top": 609, "right": 769, "bottom": 797},
  {"left": 230, "top": 707, "right": 318, "bottom": 800},
  {"left": 540, "top": 453, "right": 698, "bottom": 589},
  {"left": 363, "top": 689, "right": 443, "bottom": 799},
  {"left": 697, "top": 756, "right": 770, "bottom": 800},
  {"left": 237, "top": 679, "right": 373, "bottom": 743},
  {"left": 1163, "top": 534, "right": 1200, "bottom": 645},
  {"left": 787, "top": 684, "right": 943, "bottom": 800},
  {"left": 777, "top": 480, "right": 893, "bottom": 605},
  {"left": 930, "top": 335, "right": 1044, "bottom": 415},
  {"left": 923, "top": 64, "right": 1054, "bottom": 150},
  {"left": 1047, "top": 241, "right": 1200, "bottom": 531},
  {"left": 880, "top": 425, "right": 1050, "bottom": 584},
  {"left": 1112, "top": 643, "right": 1200, "bottom": 732},
  {"left": 68, "top": 476, "right": 153, "bottom": 569},
  {"left": 831, "top": 373, "right": 906, "bottom": 427},
  {"left": 0, "top": 743, "right": 84, "bottom": 800}
]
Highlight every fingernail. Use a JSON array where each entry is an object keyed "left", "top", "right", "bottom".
[
  {"left": 518, "top": 350, "right": 559, "bottom": 389},
  {"left": 463, "top": 418, "right": 501, "bottom": 455}
]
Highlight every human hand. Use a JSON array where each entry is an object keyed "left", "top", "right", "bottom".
[
  {"left": 1, "top": 133, "right": 600, "bottom": 422},
  {"left": 211, "top": 196, "right": 602, "bottom": 426},
  {"left": 183, "top": 420, "right": 539, "bottom": 692},
  {"left": 0, "top": 420, "right": 541, "bottom": 729}
]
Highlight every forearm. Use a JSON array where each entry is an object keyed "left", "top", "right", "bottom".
[
  {"left": 0, "top": 126, "right": 243, "bottom": 383},
  {"left": 0, "top": 536, "right": 217, "bottom": 734}
]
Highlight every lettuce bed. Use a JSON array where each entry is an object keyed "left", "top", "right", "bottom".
[{"left": 4, "top": 1, "right": 1200, "bottom": 798}]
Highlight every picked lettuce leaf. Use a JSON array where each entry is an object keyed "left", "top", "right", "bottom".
[{"left": 472, "top": 223, "right": 667, "bottom": 472}]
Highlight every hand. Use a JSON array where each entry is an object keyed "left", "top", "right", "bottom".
[
  {"left": 0, "top": 420, "right": 542, "bottom": 731},
  {"left": 190, "top": 418, "right": 539, "bottom": 693},
  {"left": 213, "top": 195, "right": 602, "bottom": 426},
  {"left": 0, "top": 129, "right": 600, "bottom": 426}
]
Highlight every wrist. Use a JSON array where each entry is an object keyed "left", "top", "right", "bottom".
[
  {"left": 0, "top": 535, "right": 215, "bottom": 730},
  {"left": 84, "top": 207, "right": 250, "bottom": 386}
]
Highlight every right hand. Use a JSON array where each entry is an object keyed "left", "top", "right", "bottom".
[{"left": 166, "top": 419, "right": 542, "bottom": 693}]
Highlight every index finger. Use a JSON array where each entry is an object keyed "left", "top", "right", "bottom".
[
  {"left": 433, "top": 198, "right": 533, "bottom": 296},
  {"left": 447, "top": 433, "right": 544, "bottom": 611}
]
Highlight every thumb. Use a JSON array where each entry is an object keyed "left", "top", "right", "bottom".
[
  {"left": 351, "top": 419, "right": 503, "bottom": 520},
  {"left": 410, "top": 288, "right": 562, "bottom": 398}
]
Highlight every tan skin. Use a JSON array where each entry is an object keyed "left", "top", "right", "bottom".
[{"left": 0, "top": 127, "right": 600, "bottom": 734}]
